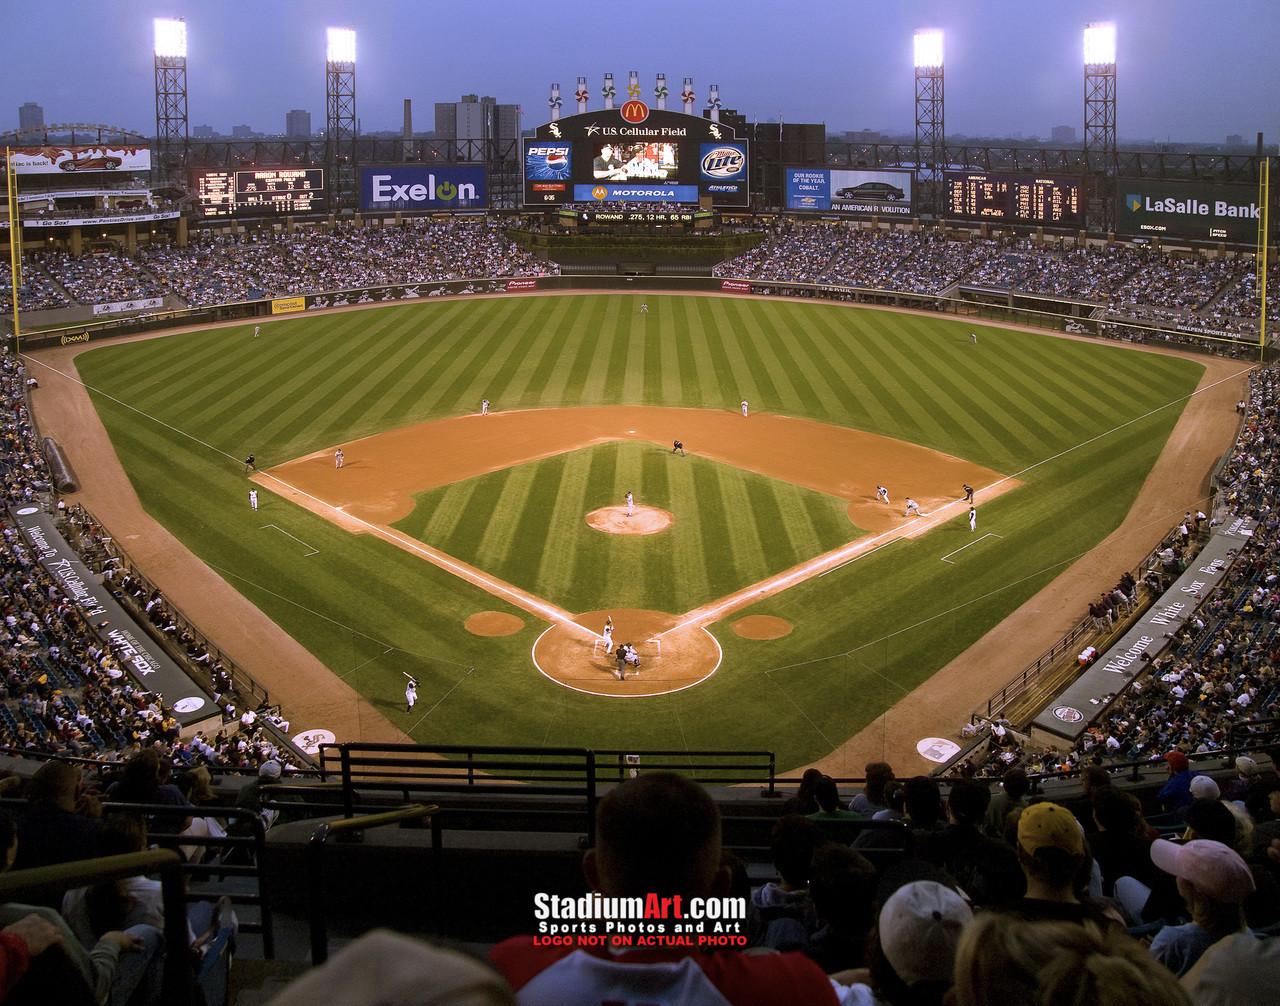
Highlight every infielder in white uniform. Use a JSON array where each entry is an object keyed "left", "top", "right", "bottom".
[
  {"left": 481, "top": 398, "right": 489, "bottom": 415},
  {"left": 741, "top": 400, "right": 749, "bottom": 418},
  {"left": 905, "top": 498, "right": 920, "bottom": 517},
  {"left": 969, "top": 506, "right": 977, "bottom": 531},
  {"left": 877, "top": 485, "right": 890, "bottom": 504},
  {"left": 334, "top": 449, "right": 344, "bottom": 468},
  {"left": 626, "top": 492, "right": 634, "bottom": 516}
]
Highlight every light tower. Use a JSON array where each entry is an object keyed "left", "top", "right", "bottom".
[
  {"left": 1083, "top": 22, "right": 1117, "bottom": 233},
  {"left": 914, "top": 30, "right": 945, "bottom": 215},
  {"left": 153, "top": 17, "right": 188, "bottom": 178},
  {"left": 326, "top": 27, "right": 357, "bottom": 207}
]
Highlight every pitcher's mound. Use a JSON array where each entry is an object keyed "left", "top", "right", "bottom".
[
  {"left": 586, "top": 505, "right": 672, "bottom": 535},
  {"left": 533, "top": 609, "right": 720, "bottom": 697}
]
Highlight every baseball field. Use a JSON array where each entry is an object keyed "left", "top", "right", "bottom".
[{"left": 48, "top": 293, "right": 1210, "bottom": 769}]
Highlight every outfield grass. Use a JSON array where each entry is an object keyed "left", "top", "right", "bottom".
[
  {"left": 392, "top": 441, "right": 861, "bottom": 614},
  {"left": 72, "top": 295, "right": 1204, "bottom": 768}
]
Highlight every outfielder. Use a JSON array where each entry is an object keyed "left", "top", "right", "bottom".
[
  {"left": 877, "top": 485, "right": 890, "bottom": 505},
  {"left": 254, "top": 325, "right": 260, "bottom": 338},
  {"left": 334, "top": 448, "right": 344, "bottom": 469},
  {"left": 969, "top": 507, "right": 977, "bottom": 532},
  {"left": 640, "top": 303, "right": 649, "bottom": 314},
  {"left": 905, "top": 498, "right": 920, "bottom": 517},
  {"left": 970, "top": 332, "right": 977, "bottom": 344}
]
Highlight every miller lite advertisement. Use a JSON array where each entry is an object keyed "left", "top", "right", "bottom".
[{"left": 523, "top": 105, "right": 748, "bottom": 207}]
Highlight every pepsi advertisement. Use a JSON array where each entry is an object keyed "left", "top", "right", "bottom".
[{"left": 360, "top": 165, "right": 487, "bottom": 211}]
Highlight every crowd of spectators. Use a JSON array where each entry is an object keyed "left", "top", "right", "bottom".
[
  {"left": 40, "top": 249, "right": 165, "bottom": 306},
  {"left": 955, "top": 366, "right": 1280, "bottom": 782},
  {"left": 714, "top": 221, "right": 1274, "bottom": 338},
  {"left": 9, "top": 217, "right": 1274, "bottom": 351},
  {"left": 0, "top": 342, "right": 290, "bottom": 780}
]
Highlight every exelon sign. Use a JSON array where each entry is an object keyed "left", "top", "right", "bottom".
[{"left": 360, "top": 165, "right": 487, "bottom": 209}]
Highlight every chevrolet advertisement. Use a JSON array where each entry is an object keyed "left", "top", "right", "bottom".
[{"left": 786, "top": 168, "right": 914, "bottom": 216}]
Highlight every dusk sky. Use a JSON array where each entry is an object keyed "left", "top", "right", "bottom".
[{"left": 4, "top": 0, "right": 1277, "bottom": 144}]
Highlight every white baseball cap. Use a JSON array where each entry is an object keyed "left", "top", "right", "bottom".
[{"left": 878, "top": 880, "right": 973, "bottom": 987}]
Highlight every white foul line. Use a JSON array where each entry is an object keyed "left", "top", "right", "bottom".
[
  {"left": 259, "top": 523, "right": 320, "bottom": 556},
  {"left": 940, "top": 533, "right": 1004, "bottom": 564}
]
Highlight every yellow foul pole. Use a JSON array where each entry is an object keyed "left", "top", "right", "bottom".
[
  {"left": 5, "top": 149, "right": 19, "bottom": 355},
  {"left": 1260, "top": 157, "right": 1269, "bottom": 364}
]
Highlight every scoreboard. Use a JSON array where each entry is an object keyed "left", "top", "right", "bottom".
[
  {"left": 944, "top": 171, "right": 1082, "bottom": 225},
  {"left": 524, "top": 104, "right": 748, "bottom": 208},
  {"left": 191, "top": 167, "right": 325, "bottom": 217}
]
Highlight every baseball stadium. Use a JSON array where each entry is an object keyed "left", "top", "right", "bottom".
[{"left": 1, "top": 10, "right": 1279, "bottom": 1004}]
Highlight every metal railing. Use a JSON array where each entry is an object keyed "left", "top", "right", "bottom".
[{"left": 306, "top": 804, "right": 437, "bottom": 964}]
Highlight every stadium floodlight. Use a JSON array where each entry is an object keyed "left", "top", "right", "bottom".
[
  {"left": 327, "top": 27, "right": 356, "bottom": 64},
  {"left": 153, "top": 17, "right": 187, "bottom": 59},
  {"left": 1083, "top": 22, "right": 1116, "bottom": 65},
  {"left": 914, "top": 29, "right": 944, "bottom": 69}
]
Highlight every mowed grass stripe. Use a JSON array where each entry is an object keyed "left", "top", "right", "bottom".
[
  {"left": 695, "top": 298, "right": 752, "bottom": 408},
  {"left": 734, "top": 301, "right": 808, "bottom": 416},
  {"left": 888, "top": 318, "right": 1071, "bottom": 466},
  {"left": 430, "top": 299, "right": 536, "bottom": 412},
  {"left": 718, "top": 299, "right": 783, "bottom": 412},
  {"left": 764, "top": 305, "right": 858, "bottom": 421},
  {"left": 518, "top": 297, "right": 592, "bottom": 408},
  {"left": 473, "top": 462, "right": 544, "bottom": 571},
  {"left": 499, "top": 297, "right": 575, "bottom": 406},
  {"left": 534, "top": 451, "right": 594, "bottom": 602},
  {"left": 663, "top": 453, "right": 712, "bottom": 602}
]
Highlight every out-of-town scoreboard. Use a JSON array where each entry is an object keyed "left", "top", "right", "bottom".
[
  {"left": 524, "top": 103, "right": 747, "bottom": 207},
  {"left": 191, "top": 167, "right": 326, "bottom": 217},
  {"left": 944, "top": 171, "right": 1083, "bottom": 225}
]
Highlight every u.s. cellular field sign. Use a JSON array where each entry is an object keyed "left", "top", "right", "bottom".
[{"left": 1116, "top": 179, "right": 1262, "bottom": 243}]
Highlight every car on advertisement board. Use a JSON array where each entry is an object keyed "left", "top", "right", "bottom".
[
  {"left": 58, "top": 152, "right": 124, "bottom": 171},
  {"left": 835, "top": 181, "right": 905, "bottom": 201}
]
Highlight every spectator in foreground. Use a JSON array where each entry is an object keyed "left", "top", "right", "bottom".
[
  {"left": 850, "top": 762, "right": 895, "bottom": 817},
  {"left": 951, "top": 913, "right": 1191, "bottom": 1006},
  {"left": 1148, "top": 838, "right": 1255, "bottom": 977},
  {"left": 490, "top": 772, "right": 843, "bottom": 1005},
  {"left": 839, "top": 879, "right": 972, "bottom": 1006},
  {"left": 1006, "top": 802, "right": 1113, "bottom": 926},
  {"left": 749, "top": 815, "right": 821, "bottom": 948}
]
